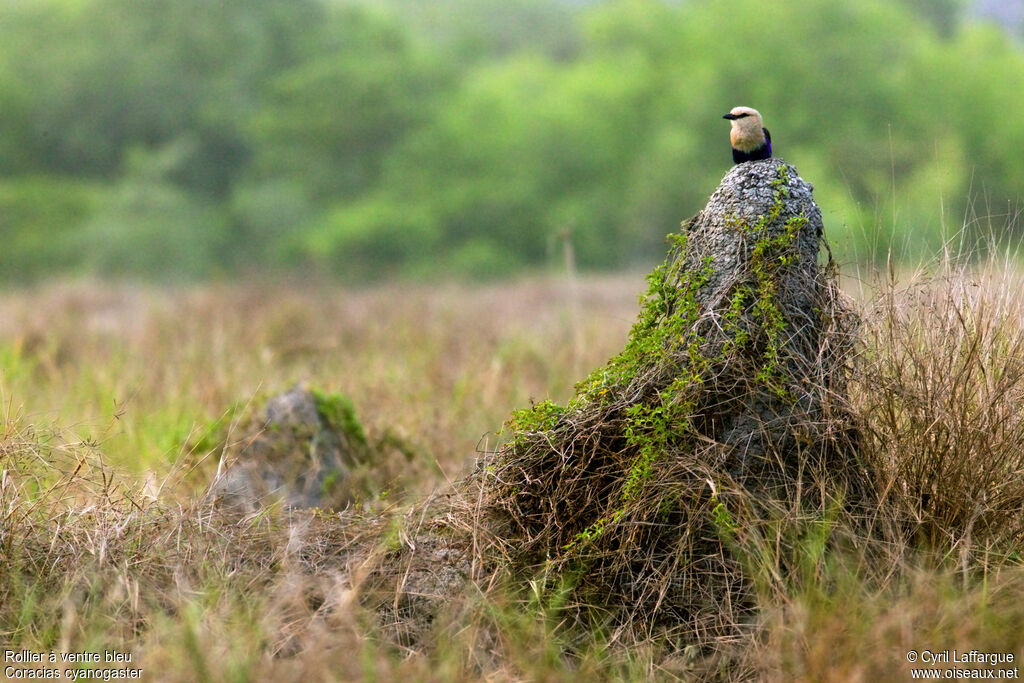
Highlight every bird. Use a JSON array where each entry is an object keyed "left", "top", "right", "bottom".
[{"left": 722, "top": 106, "right": 772, "bottom": 164}]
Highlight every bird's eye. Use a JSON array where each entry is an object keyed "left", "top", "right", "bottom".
[{"left": 734, "top": 113, "right": 749, "bottom": 119}]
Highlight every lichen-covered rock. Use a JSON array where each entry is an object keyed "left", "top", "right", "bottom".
[
  {"left": 480, "top": 158, "right": 866, "bottom": 637},
  {"left": 207, "top": 386, "right": 370, "bottom": 513},
  {"left": 679, "top": 158, "right": 847, "bottom": 475},
  {"left": 687, "top": 158, "right": 822, "bottom": 297}
]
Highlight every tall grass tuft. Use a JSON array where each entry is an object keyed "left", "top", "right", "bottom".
[{"left": 856, "top": 263, "right": 1024, "bottom": 553}]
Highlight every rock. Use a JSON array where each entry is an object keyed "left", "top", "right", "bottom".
[
  {"left": 677, "top": 158, "right": 855, "bottom": 477},
  {"left": 684, "top": 158, "right": 823, "bottom": 309},
  {"left": 207, "top": 386, "right": 370, "bottom": 513},
  {"left": 478, "top": 158, "right": 866, "bottom": 637}
]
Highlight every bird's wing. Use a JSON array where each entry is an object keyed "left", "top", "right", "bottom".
[{"left": 763, "top": 128, "right": 772, "bottom": 154}]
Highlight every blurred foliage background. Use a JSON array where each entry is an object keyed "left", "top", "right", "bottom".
[{"left": 1, "top": 0, "right": 1022, "bottom": 283}]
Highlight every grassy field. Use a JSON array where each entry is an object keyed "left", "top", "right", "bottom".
[{"left": 2, "top": 266, "right": 1024, "bottom": 681}]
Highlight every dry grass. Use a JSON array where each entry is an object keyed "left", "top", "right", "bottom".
[
  {"left": 2, "top": 266, "right": 1024, "bottom": 680},
  {"left": 0, "top": 275, "right": 638, "bottom": 487},
  {"left": 855, "top": 266, "right": 1024, "bottom": 551}
]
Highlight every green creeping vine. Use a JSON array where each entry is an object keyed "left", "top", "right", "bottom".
[
  {"left": 723, "top": 165, "right": 807, "bottom": 399},
  {"left": 574, "top": 232, "right": 714, "bottom": 405},
  {"left": 506, "top": 399, "right": 566, "bottom": 452},
  {"left": 711, "top": 496, "right": 738, "bottom": 541}
]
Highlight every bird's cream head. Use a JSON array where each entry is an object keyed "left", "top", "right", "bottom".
[{"left": 723, "top": 106, "right": 766, "bottom": 152}]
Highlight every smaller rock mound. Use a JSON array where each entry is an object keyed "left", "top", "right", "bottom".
[{"left": 207, "top": 386, "right": 371, "bottom": 513}]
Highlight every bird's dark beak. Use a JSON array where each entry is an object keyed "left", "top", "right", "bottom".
[{"left": 722, "top": 113, "right": 738, "bottom": 120}]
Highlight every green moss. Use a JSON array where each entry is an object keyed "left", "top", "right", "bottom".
[{"left": 312, "top": 389, "right": 368, "bottom": 449}]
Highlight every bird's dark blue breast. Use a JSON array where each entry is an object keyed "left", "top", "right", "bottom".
[{"left": 731, "top": 128, "right": 772, "bottom": 164}]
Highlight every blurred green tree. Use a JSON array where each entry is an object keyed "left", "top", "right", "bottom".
[{"left": 1, "top": 0, "right": 1023, "bottom": 281}]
